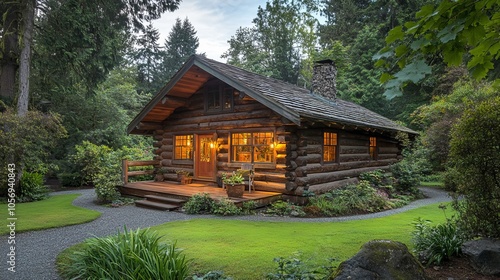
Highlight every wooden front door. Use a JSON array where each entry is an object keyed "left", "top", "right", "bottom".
[{"left": 195, "top": 134, "right": 216, "bottom": 180}]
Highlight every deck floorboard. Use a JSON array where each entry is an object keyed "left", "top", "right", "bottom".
[{"left": 121, "top": 181, "right": 282, "bottom": 205}]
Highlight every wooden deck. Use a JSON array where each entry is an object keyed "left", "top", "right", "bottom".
[{"left": 120, "top": 180, "right": 282, "bottom": 207}]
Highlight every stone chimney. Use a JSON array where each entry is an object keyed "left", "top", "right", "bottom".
[{"left": 311, "top": 59, "right": 337, "bottom": 101}]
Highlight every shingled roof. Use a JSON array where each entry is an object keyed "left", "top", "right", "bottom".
[{"left": 128, "top": 54, "right": 417, "bottom": 135}]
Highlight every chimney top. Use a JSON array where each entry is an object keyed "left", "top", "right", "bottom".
[{"left": 311, "top": 59, "right": 337, "bottom": 101}]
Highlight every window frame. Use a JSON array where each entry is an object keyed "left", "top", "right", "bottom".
[
  {"left": 369, "top": 136, "right": 378, "bottom": 160},
  {"left": 230, "top": 130, "right": 275, "bottom": 164},
  {"left": 173, "top": 134, "right": 194, "bottom": 161},
  {"left": 204, "top": 84, "right": 234, "bottom": 113},
  {"left": 323, "top": 131, "right": 339, "bottom": 164}
]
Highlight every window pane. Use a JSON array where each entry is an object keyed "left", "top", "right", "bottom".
[
  {"left": 369, "top": 137, "right": 377, "bottom": 160},
  {"left": 231, "top": 132, "right": 274, "bottom": 163},
  {"left": 174, "top": 135, "right": 193, "bottom": 160},
  {"left": 223, "top": 88, "right": 233, "bottom": 109},
  {"left": 207, "top": 90, "right": 220, "bottom": 110},
  {"left": 323, "top": 132, "right": 338, "bottom": 162}
]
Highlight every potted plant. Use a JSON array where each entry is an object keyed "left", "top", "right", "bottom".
[
  {"left": 176, "top": 170, "right": 192, "bottom": 184},
  {"left": 222, "top": 172, "right": 245, "bottom": 198}
]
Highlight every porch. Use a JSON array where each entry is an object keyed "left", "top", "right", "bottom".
[{"left": 120, "top": 180, "right": 282, "bottom": 210}]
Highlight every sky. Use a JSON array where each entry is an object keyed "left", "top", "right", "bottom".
[{"left": 152, "top": 0, "right": 269, "bottom": 62}]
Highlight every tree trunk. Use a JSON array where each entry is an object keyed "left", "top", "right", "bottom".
[
  {"left": 0, "top": 4, "right": 20, "bottom": 101},
  {"left": 17, "top": 0, "right": 36, "bottom": 116}
]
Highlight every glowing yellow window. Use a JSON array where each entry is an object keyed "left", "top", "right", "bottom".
[
  {"left": 323, "top": 132, "right": 338, "bottom": 162},
  {"left": 174, "top": 135, "right": 193, "bottom": 160}
]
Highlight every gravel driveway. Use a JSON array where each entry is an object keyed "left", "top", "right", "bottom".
[{"left": 0, "top": 187, "right": 451, "bottom": 280}]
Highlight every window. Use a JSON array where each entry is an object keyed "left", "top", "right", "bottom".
[
  {"left": 174, "top": 135, "right": 193, "bottom": 160},
  {"left": 205, "top": 85, "right": 233, "bottom": 112},
  {"left": 323, "top": 132, "right": 338, "bottom": 162},
  {"left": 231, "top": 132, "right": 274, "bottom": 163},
  {"left": 369, "top": 137, "right": 377, "bottom": 160}
]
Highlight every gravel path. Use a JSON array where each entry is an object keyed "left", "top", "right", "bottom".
[{"left": 1, "top": 187, "right": 451, "bottom": 280}]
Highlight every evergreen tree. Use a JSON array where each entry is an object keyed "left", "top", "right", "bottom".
[
  {"left": 134, "top": 23, "right": 164, "bottom": 94},
  {"left": 162, "top": 17, "right": 199, "bottom": 82}
]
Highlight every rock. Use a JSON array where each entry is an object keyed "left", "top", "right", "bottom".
[
  {"left": 462, "top": 238, "right": 500, "bottom": 276},
  {"left": 332, "top": 240, "right": 428, "bottom": 280}
]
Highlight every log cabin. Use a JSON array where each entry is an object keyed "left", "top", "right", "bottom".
[{"left": 127, "top": 55, "right": 417, "bottom": 200}]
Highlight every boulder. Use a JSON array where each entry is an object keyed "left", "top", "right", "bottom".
[
  {"left": 462, "top": 238, "right": 500, "bottom": 276},
  {"left": 332, "top": 240, "right": 428, "bottom": 280}
]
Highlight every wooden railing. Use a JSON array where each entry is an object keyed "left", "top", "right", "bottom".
[{"left": 122, "top": 159, "right": 159, "bottom": 184}]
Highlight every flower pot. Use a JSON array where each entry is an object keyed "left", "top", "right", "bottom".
[
  {"left": 226, "top": 184, "right": 245, "bottom": 198},
  {"left": 181, "top": 177, "right": 192, "bottom": 184}
]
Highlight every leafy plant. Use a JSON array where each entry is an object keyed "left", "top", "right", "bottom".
[
  {"left": 265, "top": 200, "right": 305, "bottom": 217},
  {"left": 60, "top": 227, "right": 190, "bottom": 280},
  {"left": 212, "top": 198, "right": 242, "bottom": 216},
  {"left": 391, "top": 160, "right": 421, "bottom": 194},
  {"left": 266, "top": 253, "right": 337, "bottom": 280},
  {"left": 307, "top": 181, "right": 389, "bottom": 216},
  {"left": 412, "top": 216, "right": 465, "bottom": 266},
  {"left": 359, "top": 169, "right": 394, "bottom": 187},
  {"left": 222, "top": 172, "right": 244, "bottom": 186},
  {"left": 183, "top": 193, "right": 216, "bottom": 214},
  {"left": 193, "top": 270, "right": 233, "bottom": 280},
  {"left": 241, "top": 200, "right": 257, "bottom": 215},
  {"left": 18, "top": 172, "right": 49, "bottom": 202}
]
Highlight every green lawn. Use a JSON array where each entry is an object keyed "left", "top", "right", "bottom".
[
  {"left": 1, "top": 194, "right": 101, "bottom": 235},
  {"left": 149, "top": 202, "right": 451, "bottom": 279}
]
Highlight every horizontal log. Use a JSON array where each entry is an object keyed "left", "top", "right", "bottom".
[
  {"left": 296, "top": 159, "right": 397, "bottom": 175},
  {"left": 128, "top": 170, "right": 155, "bottom": 176},
  {"left": 378, "top": 147, "right": 400, "bottom": 154},
  {"left": 254, "top": 181, "right": 287, "bottom": 193},
  {"left": 339, "top": 153, "right": 371, "bottom": 162},
  {"left": 295, "top": 154, "right": 322, "bottom": 166},
  {"left": 127, "top": 160, "right": 160, "bottom": 167},
  {"left": 161, "top": 151, "right": 173, "bottom": 159},
  {"left": 307, "top": 178, "right": 359, "bottom": 194},
  {"left": 296, "top": 166, "right": 391, "bottom": 186},
  {"left": 340, "top": 145, "right": 368, "bottom": 154}
]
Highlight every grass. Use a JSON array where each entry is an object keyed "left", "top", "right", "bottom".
[
  {"left": 0, "top": 194, "right": 101, "bottom": 235},
  {"left": 146, "top": 202, "right": 452, "bottom": 279}
]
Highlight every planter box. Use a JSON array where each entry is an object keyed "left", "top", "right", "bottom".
[
  {"left": 180, "top": 177, "right": 192, "bottom": 184},
  {"left": 226, "top": 184, "right": 245, "bottom": 198}
]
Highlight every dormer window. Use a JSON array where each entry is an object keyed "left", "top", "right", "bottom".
[{"left": 205, "top": 84, "right": 233, "bottom": 113}]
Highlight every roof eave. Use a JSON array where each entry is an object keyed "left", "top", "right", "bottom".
[{"left": 127, "top": 56, "right": 197, "bottom": 134}]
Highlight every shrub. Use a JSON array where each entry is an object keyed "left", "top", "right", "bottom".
[
  {"left": 213, "top": 198, "right": 242, "bottom": 216},
  {"left": 18, "top": 172, "right": 49, "bottom": 202},
  {"left": 265, "top": 200, "right": 305, "bottom": 217},
  {"left": 184, "top": 193, "right": 216, "bottom": 214},
  {"left": 67, "top": 141, "right": 152, "bottom": 202},
  {"left": 60, "top": 228, "right": 189, "bottom": 280},
  {"left": 266, "top": 254, "right": 336, "bottom": 280},
  {"left": 193, "top": 271, "right": 233, "bottom": 280},
  {"left": 241, "top": 200, "right": 257, "bottom": 215},
  {"left": 390, "top": 160, "right": 421, "bottom": 194},
  {"left": 359, "top": 169, "right": 394, "bottom": 187},
  {"left": 412, "top": 217, "right": 465, "bottom": 266},
  {"left": 0, "top": 108, "right": 66, "bottom": 196},
  {"left": 69, "top": 141, "right": 113, "bottom": 185},
  {"left": 308, "top": 181, "right": 389, "bottom": 217},
  {"left": 448, "top": 96, "right": 500, "bottom": 238}
]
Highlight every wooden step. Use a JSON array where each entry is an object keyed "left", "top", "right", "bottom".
[
  {"left": 135, "top": 200, "right": 180, "bottom": 211},
  {"left": 144, "top": 195, "right": 187, "bottom": 205}
]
